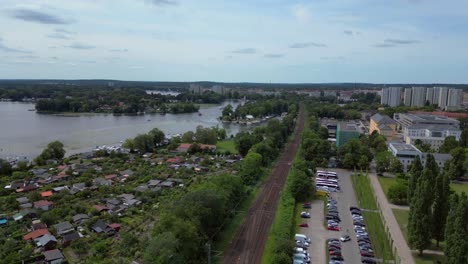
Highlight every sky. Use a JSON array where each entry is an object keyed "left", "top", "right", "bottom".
[{"left": 1, "top": 0, "right": 468, "bottom": 83}]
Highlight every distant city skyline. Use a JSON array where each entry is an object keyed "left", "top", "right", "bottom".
[{"left": 1, "top": 0, "right": 468, "bottom": 83}]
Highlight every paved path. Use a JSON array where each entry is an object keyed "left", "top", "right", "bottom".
[
  {"left": 331, "top": 168, "right": 368, "bottom": 264},
  {"left": 299, "top": 200, "right": 331, "bottom": 264},
  {"left": 368, "top": 172, "right": 415, "bottom": 264},
  {"left": 389, "top": 204, "right": 410, "bottom": 211}
]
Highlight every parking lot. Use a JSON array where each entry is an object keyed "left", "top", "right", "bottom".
[{"left": 296, "top": 168, "right": 364, "bottom": 264}]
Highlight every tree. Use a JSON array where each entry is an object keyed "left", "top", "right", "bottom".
[
  {"left": 289, "top": 169, "right": 313, "bottom": 202},
  {"left": 235, "top": 131, "right": 256, "bottom": 156},
  {"left": 460, "top": 129, "right": 468, "bottom": 148},
  {"left": 431, "top": 171, "right": 450, "bottom": 247},
  {"left": 0, "top": 159, "right": 12, "bottom": 175},
  {"left": 408, "top": 174, "right": 433, "bottom": 255},
  {"left": 239, "top": 152, "right": 263, "bottom": 185},
  {"left": 439, "top": 136, "right": 458, "bottom": 153},
  {"left": 445, "top": 193, "right": 468, "bottom": 264},
  {"left": 389, "top": 156, "right": 403, "bottom": 174},
  {"left": 445, "top": 147, "right": 466, "bottom": 180},
  {"left": 388, "top": 181, "right": 408, "bottom": 205},
  {"left": 181, "top": 131, "right": 195, "bottom": 143},
  {"left": 408, "top": 156, "right": 423, "bottom": 202},
  {"left": 34, "top": 141, "right": 65, "bottom": 165},
  {"left": 375, "top": 151, "right": 392, "bottom": 174},
  {"left": 149, "top": 128, "right": 165, "bottom": 146}
]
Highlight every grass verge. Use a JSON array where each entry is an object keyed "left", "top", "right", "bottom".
[
  {"left": 377, "top": 176, "right": 396, "bottom": 199},
  {"left": 450, "top": 183, "right": 468, "bottom": 195},
  {"left": 352, "top": 173, "right": 394, "bottom": 262},
  {"left": 216, "top": 140, "right": 238, "bottom": 154}
]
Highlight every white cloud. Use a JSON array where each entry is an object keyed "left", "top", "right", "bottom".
[{"left": 292, "top": 4, "right": 311, "bottom": 23}]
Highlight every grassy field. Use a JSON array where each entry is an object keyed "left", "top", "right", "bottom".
[
  {"left": 392, "top": 208, "right": 447, "bottom": 262},
  {"left": 450, "top": 183, "right": 468, "bottom": 194},
  {"left": 378, "top": 176, "right": 396, "bottom": 198},
  {"left": 351, "top": 174, "right": 378, "bottom": 210},
  {"left": 216, "top": 140, "right": 238, "bottom": 154},
  {"left": 352, "top": 173, "right": 394, "bottom": 262},
  {"left": 379, "top": 176, "right": 468, "bottom": 201}
]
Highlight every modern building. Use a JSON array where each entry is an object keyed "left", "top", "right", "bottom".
[
  {"left": 403, "top": 88, "right": 412, "bottom": 106},
  {"left": 388, "top": 142, "right": 452, "bottom": 171},
  {"left": 393, "top": 113, "right": 459, "bottom": 130},
  {"left": 336, "top": 122, "right": 361, "bottom": 148},
  {"left": 404, "top": 124, "right": 461, "bottom": 150},
  {"left": 411, "top": 87, "right": 427, "bottom": 107},
  {"left": 381, "top": 87, "right": 402, "bottom": 107},
  {"left": 438, "top": 87, "right": 450, "bottom": 109},
  {"left": 369, "top": 113, "right": 397, "bottom": 140},
  {"left": 446, "top": 88, "right": 463, "bottom": 111}
]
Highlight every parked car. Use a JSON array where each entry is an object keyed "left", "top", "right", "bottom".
[
  {"left": 340, "top": 235, "right": 351, "bottom": 242},
  {"left": 361, "top": 257, "right": 376, "bottom": 264},
  {"left": 330, "top": 256, "right": 344, "bottom": 261},
  {"left": 303, "top": 203, "right": 312, "bottom": 208},
  {"left": 301, "top": 212, "right": 311, "bottom": 218}
]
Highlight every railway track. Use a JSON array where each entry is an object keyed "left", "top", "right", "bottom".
[{"left": 222, "top": 106, "right": 305, "bottom": 264}]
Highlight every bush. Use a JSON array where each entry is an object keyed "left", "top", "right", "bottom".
[{"left": 388, "top": 181, "right": 408, "bottom": 205}]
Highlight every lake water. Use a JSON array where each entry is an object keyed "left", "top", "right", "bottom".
[{"left": 0, "top": 101, "right": 245, "bottom": 159}]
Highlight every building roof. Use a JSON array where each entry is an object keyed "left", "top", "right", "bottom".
[
  {"left": 406, "top": 124, "right": 461, "bottom": 132},
  {"left": 36, "top": 234, "right": 57, "bottom": 246},
  {"left": 371, "top": 113, "right": 397, "bottom": 125},
  {"left": 62, "top": 232, "right": 80, "bottom": 243},
  {"left": 43, "top": 249, "right": 63, "bottom": 261},
  {"left": 34, "top": 200, "right": 53, "bottom": 208},
  {"left": 52, "top": 221, "right": 74, "bottom": 234},
  {"left": 389, "top": 143, "right": 421, "bottom": 153},
  {"left": 41, "top": 191, "right": 53, "bottom": 197},
  {"left": 72, "top": 214, "right": 89, "bottom": 223},
  {"left": 338, "top": 122, "right": 358, "bottom": 132},
  {"left": 23, "top": 228, "right": 50, "bottom": 240}
]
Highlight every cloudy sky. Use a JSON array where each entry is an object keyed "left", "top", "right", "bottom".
[{"left": 1, "top": 0, "right": 468, "bottom": 83}]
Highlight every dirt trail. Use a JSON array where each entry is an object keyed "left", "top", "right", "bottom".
[{"left": 221, "top": 106, "right": 305, "bottom": 264}]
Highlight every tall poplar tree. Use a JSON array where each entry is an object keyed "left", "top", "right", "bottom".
[
  {"left": 408, "top": 155, "right": 423, "bottom": 203},
  {"left": 445, "top": 193, "right": 468, "bottom": 264},
  {"left": 408, "top": 174, "right": 433, "bottom": 255},
  {"left": 431, "top": 171, "right": 450, "bottom": 247}
]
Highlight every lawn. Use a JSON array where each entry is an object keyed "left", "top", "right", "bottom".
[
  {"left": 378, "top": 176, "right": 396, "bottom": 198},
  {"left": 352, "top": 173, "right": 394, "bottom": 262},
  {"left": 450, "top": 183, "right": 468, "bottom": 195},
  {"left": 216, "top": 140, "right": 238, "bottom": 154},
  {"left": 392, "top": 208, "right": 447, "bottom": 257},
  {"left": 351, "top": 174, "right": 378, "bottom": 210},
  {"left": 413, "top": 252, "right": 446, "bottom": 264},
  {"left": 392, "top": 208, "right": 409, "bottom": 240}
]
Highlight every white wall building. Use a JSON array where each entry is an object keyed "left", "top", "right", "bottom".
[
  {"left": 404, "top": 124, "right": 462, "bottom": 150},
  {"left": 381, "top": 87, "right": 402, "bottom": 107},
  {"left": 388, "top": 143, "right": 452, "bottom": 171},
  {"left": 403, "top": 88, "right": 412, "bottom": 106},
  {"left": 411, "top": 87, "right": 427, "bottom": 107}
]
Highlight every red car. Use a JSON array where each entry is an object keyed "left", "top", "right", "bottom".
[
  {"left": 299, "top": 223, "right": 309, "bottom": 227},
  {"left": 361, "top": 251, "right": 375, "bottom": 258},
  {"left": 328, "top": 226, "right": 340, "bottom": 231},
  {"left": 329, "top": 251, "right": 342, "bottom": 256}
]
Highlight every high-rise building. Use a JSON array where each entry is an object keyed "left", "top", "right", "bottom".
[
  {"left": 403, "top": 88, "right": 412, "bottom": 106},
  {"left": 446, "top": 88, "right": 463, "bottom": 110},
  {"left": 381, "top": 88, "right": 389, "bottom": 105},
  {"left": 432, "top": 87, "right": 440, "bottom": 105},
  {"left": 426, "top": 87, "right": 434, "bottom": 105},
  {"left": 381, "top": 87, "right": 402, "bottom": 107},
  {"left": 411, "top": 87, "right": 427, "bottom": 107},
  {"left": 438, "top": 87, "right": 449, "bottom": 109}
]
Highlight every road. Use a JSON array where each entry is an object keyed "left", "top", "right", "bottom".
[
  {"left": 368, "top": 171, "right": 415, "bottom": 264},
  {"left": 299, "top": 199, "right": 331, "bottom": 264},
  {"left": 328, "top": 168, "right": 364, "bottom": 264},
  {"left": 221, "top": 106, "right": 305, "bottom": 264}
]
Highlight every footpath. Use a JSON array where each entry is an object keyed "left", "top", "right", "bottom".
[{"left": 368, "top": 172, "right": 415, "bottom": 264}]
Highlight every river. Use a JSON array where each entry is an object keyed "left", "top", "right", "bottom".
[{"left": 0, "top": 101, "right": 246, "bottom": 159}]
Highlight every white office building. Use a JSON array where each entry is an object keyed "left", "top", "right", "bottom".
[
  {"left": 404, "top": 124, "right": 462, "bottom": 151},
  {"left": 388, "top": 143, "right": 452, "bottom": 172}
]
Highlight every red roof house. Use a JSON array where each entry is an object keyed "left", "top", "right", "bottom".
[
  {"left": 41, "top": 191, "right": 53, "bottom": 198},
  {"left": 23, "top": 228, "right": 50, "bottom": 240}
]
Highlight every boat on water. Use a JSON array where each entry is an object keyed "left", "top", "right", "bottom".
[
  {"left": 28, "top": 109, "right": 36, "bottom": 111},
  {"left": 198, "top": 112, "right": 202, "bottom": 116}
]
